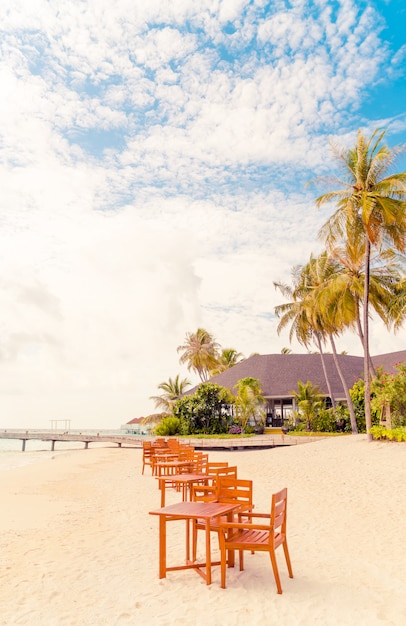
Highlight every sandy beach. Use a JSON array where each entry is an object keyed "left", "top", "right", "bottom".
[{"left": 1, "top": 435, "right": 405, "bottom": 626}]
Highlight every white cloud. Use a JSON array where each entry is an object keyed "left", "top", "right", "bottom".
[{"left": 0, "top": 0, "right": 403, "bottom": 429}]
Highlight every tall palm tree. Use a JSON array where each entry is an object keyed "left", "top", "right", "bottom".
[
  {"left": 316, "top": 129, "right": 406, "bottom": 439},
  {"left": 177, "top": 328, "right": 220, "bottom": 382},
  {"left": 319, "top": 235, "right": 402, "bottom": 377},
  {"left": 274, "top": 266, "right": 337, "bottom": 411},
  {"left": 210, "top": 348, "right": 244, "bottom": 376},
  {"left": 149, "top": 374, "right": 191, "bottom": 412},
  {"left": 297, "top": 252, "right": 359, "bottom": 433}
]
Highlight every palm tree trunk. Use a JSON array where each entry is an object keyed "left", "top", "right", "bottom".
[
  {"left": 363, "top": 240, "right": 373, "bottom": 441},
  {"left": 314, "top": 332, "right": 336, "bottom": 409},
  {"left": 356, "top": 310, "right": 377, "bottom": 378},
  {"left": 329, "top": 335, "right": 358, "bottom": 433}
]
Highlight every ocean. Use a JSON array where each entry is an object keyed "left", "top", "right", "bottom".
[{"left": 0, "top": 430, "right": 126, "bottom": 472}]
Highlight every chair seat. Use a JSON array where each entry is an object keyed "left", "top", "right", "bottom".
[{"left": 227, "top": 528, "right": 270, "bottom": 548}]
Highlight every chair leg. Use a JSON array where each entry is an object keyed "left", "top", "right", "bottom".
[
  {"left": 220, "top": 535, "right": 227, "bottom": 589},
  {"left": 239, "top": 550, "right": 244, "bottom": 571},
  {"left": 269, "top": 550, "right": 283, "bottom": 594},
  {"left": 192, "top": 521, "right": 198, "bottom": 562},
  {"left": 283, "top": 540, "right": 294, "bottom": 578}
]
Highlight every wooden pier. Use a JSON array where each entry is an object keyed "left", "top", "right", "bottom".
[
  {"left": 1, "top": 430, "right": 324, "bottom": 452},
  {"left": 0, "top": 430, "right": 144, "bottom": 452}
]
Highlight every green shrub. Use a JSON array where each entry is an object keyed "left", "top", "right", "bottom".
[
  {"left": 154, "top": 416, "right": 181, "bottom": 436},
  {"left": 370, "top": 425, "right": 406, "bottom": 442}
]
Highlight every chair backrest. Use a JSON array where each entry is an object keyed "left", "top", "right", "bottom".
[
  {"left": 217, "top": 477, "right": 253, "bottom": 510},
  {"left": 205, "top": 462, "right": 228, "bottom": 475},
  {"left": 271, "top": 487, "right": 288, "bottom": 537},
  {"left": 178, "top": 447, "right": 195, "bottom": 460},
  {"left": 153, "top": 438, "right": 167, "bottom": 447},
  {"left": 191, "top": 452, "right": 209, "bottom": 474},
  {"left": 210, "top": 466, "right": 238, "bottom": 485},
  {"left": 166, "top": 438, "right": 180, "bottom": 450},
  {"left": 191, "top": 483, "right": 218, "bottom": 502}
]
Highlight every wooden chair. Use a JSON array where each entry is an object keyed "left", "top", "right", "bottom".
[
  {"left": 192, "top": 476, "right": 253, "bottom": 561},
  {"left": 142, "top": 442, "right": 154, "bottom": 475},
  {"left": 218, "top": 487, "right": 293, "bottom": 593},
  {"left": 205, "top": 461, "right": 229, "bottom": 475},
  {"left": 207, "top": 465, "right": 238, "bottom": 485}
]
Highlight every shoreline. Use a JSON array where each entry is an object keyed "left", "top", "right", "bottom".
[{"left": 1, "top": 436, "right": 405, "bottom": 625}]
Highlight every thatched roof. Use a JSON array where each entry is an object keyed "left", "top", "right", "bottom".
[{"left": 185, "top": 350, "right": 406, "bottom": 401}]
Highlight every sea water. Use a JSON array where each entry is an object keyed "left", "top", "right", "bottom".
[{"left": 0, "top": 430, "right": 124, "bottom": 473}]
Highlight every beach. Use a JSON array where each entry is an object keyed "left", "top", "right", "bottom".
[{"left": 0, "top": 435, "right": 405, "bottom": 626}]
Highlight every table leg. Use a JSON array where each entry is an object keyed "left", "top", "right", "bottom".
[
  {"left": 159, "top": 479, "right": 166, "bottom": 507},
  {"left": 186, "top": 519, "right": 190, "bottom": 563},
  {"left": 159, "top": 515, "right": 167, "bottom": 578},
  {"left": 205, "top": 519, "right": 212, "bottom": 585}
]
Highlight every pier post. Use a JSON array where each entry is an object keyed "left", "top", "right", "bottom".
[
  {"left": 22, "top": 439, "right": 26, "bottom": 452},
  {"left": 51, "top": 440, "right": 55, "bottom": 451},
  {"left": 84, "top": 441, "right": 89, "bottom": 449}
]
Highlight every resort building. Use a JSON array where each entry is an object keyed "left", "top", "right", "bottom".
[{"left": 190, "top": 350, "right": 406, "bottom": 426}]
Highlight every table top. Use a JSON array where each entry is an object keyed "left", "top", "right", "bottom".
[
  {"left": 157, "top": 473, "right": 208, "bottom": 484},
  {"left": 149, "top": 500, "right": 239, "bottom": 520}
]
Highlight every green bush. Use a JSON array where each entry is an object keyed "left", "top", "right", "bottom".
[
  {"left": 370, "top": 425, "right": 406, "bottom": 442},
  {"left": 154, "top": 416, "right": 181, "bottom": 436},
  {"left": 311, "top": 408, "right": 340, "bottom": 432}
]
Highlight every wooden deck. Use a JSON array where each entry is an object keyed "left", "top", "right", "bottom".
[{"left": 1, "top": 430, "right": 325, "bottom": 452}]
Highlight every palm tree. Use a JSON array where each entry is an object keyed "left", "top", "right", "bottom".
[
  {"left": 210, "top": 348, "right": 244, "bottom": 376},
  {"left": 149, "top": 374, "right": 191, "bottom": 412},
  {"left": 316, "top": 129, "right": 406, "bottom": 439},
  {"left": 297, "top": 252, "right": 359, "bottom": 433},
  {"left": 177, "top": 328, "right": 220, "bottom": 382},
  {"left": 293, "top": 380, "right": 324, "bottom": 431},
  {"left": 318, "top": 235, "right": 402, "bottom": 377},
  {"left": 274, "top": 266, "right": 337, "bottom": 411},
  {"left": 234, "top": 377, "right": 265, "bottom": 432}
]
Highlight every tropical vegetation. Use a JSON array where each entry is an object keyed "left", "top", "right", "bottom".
[
  {"left": 315, "top": 129, "right": 406, "bottom": 439},
  {"left": 148, "top": 129, "right": 406, "bottom": 439}
]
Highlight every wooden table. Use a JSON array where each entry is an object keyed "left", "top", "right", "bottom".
[
  {"left": 154, "top": 460, "right": 194, "bottom": 476},
  {"left": 157, "top": 473, "right": 209, "bottom": 506},
  {"left": 149, "top": 501, "right": 238, "bottom": 585}
]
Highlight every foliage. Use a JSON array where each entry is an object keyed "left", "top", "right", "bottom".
[
  {"left": 233, "top": 377, "right": 266, "bottom": 433},
  {"left": 228, "top": 425, "right": 243, "bottom": 434},
  {"left": 210, "top": 348, "right": 244, "bottom": 376},
  {"left": 154, "top": 416, "right": 181, "bottom": 436},
  {"left": 177, "top": 328, "right": 220, "bottom": 382},
  {"left": 150, "top": 375, "right": 191, "bottom": 412},
  {"left": 370, "top": 364, "right": 406, "bottom": 428},
  {"left": 311, "top": 407, "right": 344, "bottom": 433},
  {"left": 292, "top": 380, "right": 324, "bottom": 431},
  {"left": 349, "top": 377, "right": 384, "bottom": 433},
  {"left": 370, "top": 425, "right": 406, "bottom": 442},
  {"left": 172, "top": 383, "right": 234, "bottom": 435},
  {"left": 316, "top": 128, "right": 406, "bottom": 438}
]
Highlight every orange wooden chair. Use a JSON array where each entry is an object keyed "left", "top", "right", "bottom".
[
  {"left": 205, "top": 461, "right": 229, "bottom": 475},
  {"left": 218, "top": 487, "right": 293, "bottom": 593},
  {"left": 207, "top": 465, "right": 237, "bottom": 485},
  {"left": 191, "top": 476, "right": 253, "bottom": 561},
  {"left": 142, "top": 441, "right": 154, "bottom": 475}
]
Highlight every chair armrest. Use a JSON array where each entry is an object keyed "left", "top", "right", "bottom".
[{"left": 218, "top": 520, "right": 272, "bottom": 532}]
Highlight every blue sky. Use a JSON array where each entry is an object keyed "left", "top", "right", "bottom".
[{"left": 0, "top": 0, "right": 405, "bottom": 429}]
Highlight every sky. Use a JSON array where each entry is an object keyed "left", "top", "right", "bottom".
[{"left": 1, "top": 0, "right": 405, "bottom": 430}]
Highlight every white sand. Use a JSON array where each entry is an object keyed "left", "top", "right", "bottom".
[{"left": 0, "top": 435, "right": 405, "bottom": 626}]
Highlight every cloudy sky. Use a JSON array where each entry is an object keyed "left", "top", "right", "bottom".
[{"left": 1, "top": 0, "right": 405, "bottom": 430}]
